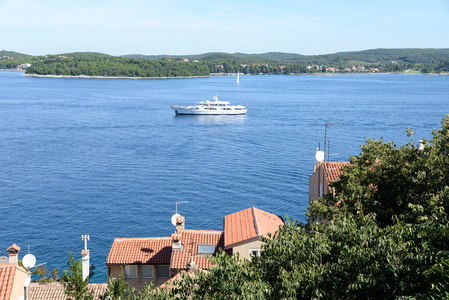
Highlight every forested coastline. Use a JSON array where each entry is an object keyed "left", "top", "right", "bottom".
[
  {"left": 1, "top": 49, "right": 449, "bottom": 77},
  {"left": 25, "top": 57, "right": 211, "bottom": 78}
]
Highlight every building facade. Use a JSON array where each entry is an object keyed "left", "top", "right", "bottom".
[
  {"left": 106, "top": 207, "right": 284, "bottom": 290},
  {"left": 309, "top": 161, "right": 349, "bottom": 202}
]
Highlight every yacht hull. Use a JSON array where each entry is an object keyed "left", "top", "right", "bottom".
[{"left": 170, "top": 106, "right": 247, "bottom": 115}]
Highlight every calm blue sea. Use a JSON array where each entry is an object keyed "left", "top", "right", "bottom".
[{"left": 0, "top": 71, "right": 448, "bottom": 281}]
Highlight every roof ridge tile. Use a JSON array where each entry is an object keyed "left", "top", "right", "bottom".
[{"left": 251, "top": 207, "right": 260, "bottom": 236}]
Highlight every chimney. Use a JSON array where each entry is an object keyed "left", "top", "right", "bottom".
[
  {"left": 175, "top": 215, "right": 185, "bottom": 232},
  {"left": 81, "top": 235, "right": 90, "bottom": 281},
  {"left": 172, "top": 233, "right": 183, "bottom": 251},
  {"left": 418, "top": 140, "right": 425, "bottom": 151},
  {"left": 6, "top": 243, "right": 21, "bottom": 265}
]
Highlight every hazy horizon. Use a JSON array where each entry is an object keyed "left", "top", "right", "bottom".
[{"left": 1, "top": 0, "right": 448, "bottom": 56}]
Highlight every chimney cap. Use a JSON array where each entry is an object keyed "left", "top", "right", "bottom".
[
  {"left": 176, "top": 216, "right": 185, "bottom": 224},
  {"left": 6, "top": 243, "right": 21, "bottom": 255},
  {"left": 172, "top": 233, "right": 182, "bottom": 242}
]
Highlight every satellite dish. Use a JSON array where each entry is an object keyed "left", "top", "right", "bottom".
[
  {"left": 315, "top": 150, "right": 325, "bottom": 162},
  {"left": 171, "top": 213, "right": 181, "bottom": 226},
  {"left": 22, "top": 254, "right": 36, "bottom": 269}
]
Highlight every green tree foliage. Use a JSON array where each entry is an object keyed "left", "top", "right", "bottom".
[
  {"left": 149, "top": 215, "right": 448, "bottom": 300},
  {"left": 423, "top": 258, "right": 449, "bottom": 299},
  {"left": 433, "top": 60, "right": 449, "bottom": 73},
  {"left": 62, "top": 252, "right": 94, "bottom": 300},
  {"left": 99, "top": 268, "right": 167, "bottom": 300},
  {"left": 168, "top": 252, "right": 269, "bottom": 299},
  {"left": 101, "top": 268, "right": 131, "bottom": 300},
  {"left": 312, "top": 116, "right": 449, "bottom": 227},
  {"left": 32, "top": 265, "right": 59, "bottom": 283},
  {"left": 26, "top": 57, "right": 211, "bottom": 78}
]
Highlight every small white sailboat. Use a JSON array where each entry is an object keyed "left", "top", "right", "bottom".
[{"left": 236, "top": 71, "right": 240, "bottom": 84}]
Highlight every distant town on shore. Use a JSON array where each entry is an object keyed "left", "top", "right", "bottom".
[{"left": 1, "top": 48, "right": 449, "bottom": 78}]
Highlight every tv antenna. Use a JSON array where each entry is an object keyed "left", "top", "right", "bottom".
[{"left": 324, "top": 122, "right": 342, "bottom": 162}]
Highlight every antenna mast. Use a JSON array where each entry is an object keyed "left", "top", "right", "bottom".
[
  {"left": 324, "top": 122, "right": 342, "bottom": 162},
  {"left": 175, "top": 201, "right": 189, "bottom": 214}
]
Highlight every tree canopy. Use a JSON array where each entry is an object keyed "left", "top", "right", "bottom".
[
  {"left": 62, "top": 252, "right": 94, "bottom": 300},
  {"left": 310, "top": 116, "right": 449, "bottom": 227}
]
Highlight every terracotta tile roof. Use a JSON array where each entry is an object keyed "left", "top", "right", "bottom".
[
  {"left": 0, "top": 264, "right": 16, "bottom": 300},
  {"left": 323, "top": 162, "right": 349, "bottom": 183},
  {"left": 224, "top": 207, "right": 284, "bottom": 249},
  {"left": 107, "top": 237, "right": 172, "bottom": 265},
  {"left": 30, "top": 283, "right": 107, "bottom": 300},
  {"left": 170, "top": 229, "right": 224, "bottom": 270}
]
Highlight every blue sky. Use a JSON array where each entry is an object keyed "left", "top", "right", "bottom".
[{"left": 1, "top": 0, "right": 448, "bottom": 56}]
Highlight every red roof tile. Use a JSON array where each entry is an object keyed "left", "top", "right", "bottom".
[
  {"left": 170, "top": 229, "right": 224, "bottom": 270},
  {"left": 107, "top": 237, "right": 172, "bottom": 265},
  {"left": 0, "top": 265, "right": 16, "bottom": 300},
  {"left": 30, "top": 283, "right": 107, "bottom": 300},
  {"left": 224, "top": 207, "right": 284, "bottom": 248},
  {"left": 323, "top": 162, "right": 349, "bottom": 183}
]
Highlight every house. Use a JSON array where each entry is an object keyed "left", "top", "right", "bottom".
[
  {"left": 224, "top": 207, "right": 284, "bottom": 260},
  {"left": 106, "top": 237, "right": 172, "bottom": 290},
  {"left": 309, "top": 161, "right": 349, "bottom": 202},
  {"left": 30, "top": 283, "right": 107, "bottom": 300},
  {"left": 106, "top": 207, "right": 284, "bottom": 290},
  {"left": 106, "top": 216, "right": 226, "bottom": 290},
  {"left": 0, "top": 244, "right": 31, "bottom": 300},
  {"left": 170, "top": 229, "right": 226, "bottom": 271}
]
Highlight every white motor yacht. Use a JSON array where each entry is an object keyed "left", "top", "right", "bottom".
[{"left": 171, "top": 95, "right": 247, "bottom": 115}]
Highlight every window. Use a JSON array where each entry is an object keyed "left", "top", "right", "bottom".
[
  {"left": 124, "top": 265, "right": 137, "bottom": 278},
  {"left": 140, "top": 265, "right": 154, "bottom": 278},
  {"left": 249, "top": 249, "right": 261, "bottom": 260},
  {"left": 198, "top": 244, "right": 215, "bottom": 254},
  {"left": 157, "top": 265, "right": 170, "bottom": 278}
]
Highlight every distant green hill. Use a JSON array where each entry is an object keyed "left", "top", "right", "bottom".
[
  {"left": 289, "top": 48, "right": 449, "bottom": 65},
  {"left": 0, "top": 50, "right": 30, "bottom": 57},
  {"left": 121, "top": 51, "right": 304, "bottom": 62},
  {"left": 232, "top": 52, "right": 305, "bottom": 60},
  {"left": 57, "top": 52, "right": 114, "bottom": 59},
  {"left": 3, "top": 48, "right": 448, "bottom": 75},
  {"left": 121, "top": 48, "right": 449, "bottom": 66}
]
